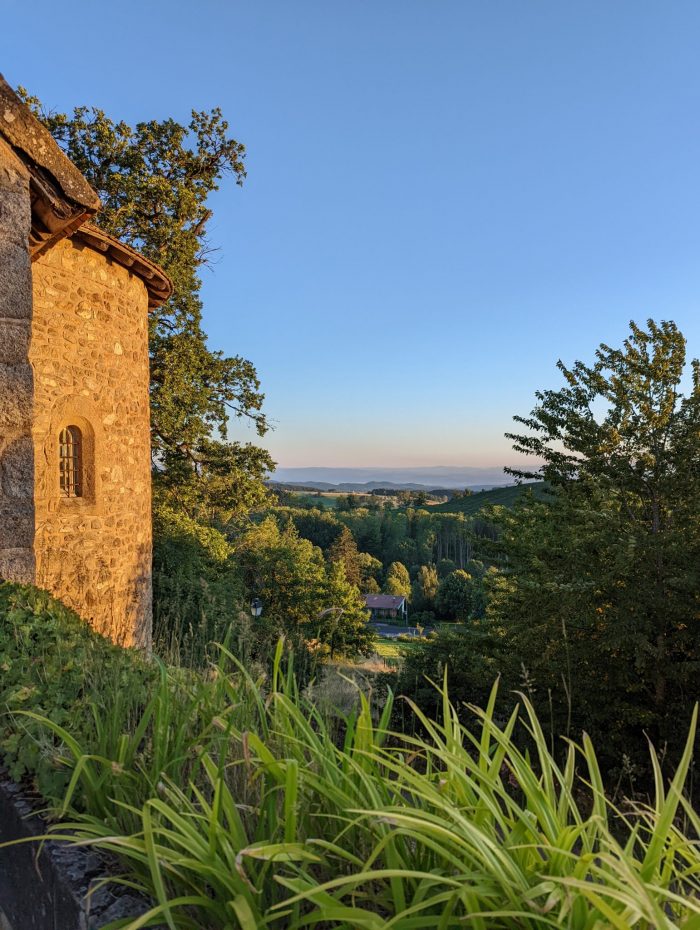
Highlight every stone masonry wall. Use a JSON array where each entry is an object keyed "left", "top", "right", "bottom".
[
  {"left": 30, "top": 237, "right": 152, "bottom": 648},
  {"left": 0, "top": 138, "right": 35, "bottom": 584}
]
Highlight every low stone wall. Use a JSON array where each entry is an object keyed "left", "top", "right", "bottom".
[{"left": 0, "top": 773, "right": 149, "bottom": 930}]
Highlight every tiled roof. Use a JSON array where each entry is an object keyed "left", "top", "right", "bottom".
[{"left": 364, "top": 594, "right": 406, "bottom": 610}]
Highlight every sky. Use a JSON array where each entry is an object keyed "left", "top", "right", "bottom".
[{"left": 3, "top": 2, "right": 700, "bottom": 473}]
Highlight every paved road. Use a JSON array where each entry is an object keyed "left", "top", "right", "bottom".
[{"left": 371, "top": 621, "right": 434, "bottom": 639}]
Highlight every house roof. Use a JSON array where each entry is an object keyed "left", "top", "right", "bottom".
[
  {"left": 0, "top": 73, "right": 171, "bottom": 308},
  {"left": 0, "top": 74, "right": 100, "bottom": 214},
  {"left": 364, "top": 594, "right": 406, "bottom": 610}
]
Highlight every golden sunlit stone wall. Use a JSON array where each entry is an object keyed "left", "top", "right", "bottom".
[{"left": 30, "top": 237, "right": 153, "bottom": 648}]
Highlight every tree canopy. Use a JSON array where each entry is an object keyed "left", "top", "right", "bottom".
[
  {"left": 399, "top": 319, "right": 699, "bottom": 776},
  {"left": 497, "top": 320, "right": 699, "bottom": 762}
]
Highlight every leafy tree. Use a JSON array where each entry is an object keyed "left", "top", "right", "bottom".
[
  {"left": 234, "top": 519, "right": 372, "bottom": 661},
  {"left": 495, "top": 319, "right": 700, "bottom": 765},
  {"left": 412, "top": 565, "right": 439, "bottom": 612},
  {"left": 152, "top": 503, "right": 243, "bottom": 664},
  {"left": 354, "top": 515, "right": 383, "bottom": 559},
  {"left": 385, "top": 561, "right": 411, "bottom": 598},
  {"left": 287, "top": 508, "right": 343, "bottom": 552},
  {"left": 308, "top": 562, "right": 375, "bottom": 659},
  {"left": 20, "top": 89, "right": 273, "bottom": 518},
  {"left": 393, "top": 538, "right": 419, "bottom": 567},
  {"left": 437, "top": 558, "right": 457, "bottom": 579},
  {"left": 335, "top": 494, "right": 359, "bottom": 512},
  {"left": 435, "top": 570, "right": 474, "bottom": 620},
  {"left": 358, "top": 552, "right": 383, "bottom": 592}
]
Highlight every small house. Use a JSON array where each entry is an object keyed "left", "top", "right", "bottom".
[{"left": 364, "top": 594, "right": 407, "bottom": 623}]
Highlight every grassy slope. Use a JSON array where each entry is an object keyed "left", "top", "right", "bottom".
[
  {"left": 290, "top": 492, "right": 338, "bottom": 509},
  {"left": 432, "top": 481, "right": 550, "bottom": 514}
]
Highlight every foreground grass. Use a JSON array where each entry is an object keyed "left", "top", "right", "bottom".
[
  {"left": 28, "top": 654, "right": 700, "bottom": 928},
  {"left": 1, "top": 586, "right": 698, "bottom": 928}
]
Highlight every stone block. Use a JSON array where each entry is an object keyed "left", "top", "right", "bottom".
[
  {"left": 0, "top": 503, "right": 33, "bottom": 548},
  {"left": 0, "top": 363, "right": 32, "bottom": 430},
  {"left": 1, "top": 436, "right": 33, "bottom": 498},
  {"left": 0, "top": 241, "right": 32, "bottom": 318},
  {"left": 0, "top": 133, "right": 29, "bottom": 176},
  {"left": 0, "top": 547, "right": 34, "bottom": 584},
  {"left": 0, "top": 186, "right": 30, "bottom": 244},
  {"left": 0, "top": 319, "right": 29, "bottom": 364}
]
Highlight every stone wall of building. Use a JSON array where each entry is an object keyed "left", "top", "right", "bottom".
[
  {"left": 0, "top": 138, "right": 35, "bottom": 584},
  {"left": 30, "top": 237, "right": 153, "bottom": 648}
]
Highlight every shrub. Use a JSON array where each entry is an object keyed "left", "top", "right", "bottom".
[
  {"left": 0, "top": 583, "right": 264, "bottom": 831},
  {"left": 153, "top": 502, "right": 245, "bottom": 665},
  {"left": 395, "top": 619, "right": 501, "bottom": 724},
  {"left": 0, "top": 582, "right": 153, "bottom": 800}
]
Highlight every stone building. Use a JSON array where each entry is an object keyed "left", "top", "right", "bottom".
[{"left": 0, "top": 76, "right": 171, "bottom": 648}]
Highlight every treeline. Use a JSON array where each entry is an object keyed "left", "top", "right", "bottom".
[
  {"left": 283, "top": 505, "right": 497, "bottom": 573},
  {"left": 268, "top": 503, "right": 501, "bottom": 621}
]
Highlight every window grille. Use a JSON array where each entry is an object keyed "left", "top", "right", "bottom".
[{"left": 59, "top": 426, "right": 82, "bottom": 498}]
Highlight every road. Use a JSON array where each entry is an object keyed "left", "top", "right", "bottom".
[{"left": 371, "top": 621, "right": 434, "bottom": 639}]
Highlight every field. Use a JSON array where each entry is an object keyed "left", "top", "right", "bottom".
[
  {"left": 289, "top": 491, "right": 339, "bottom": 509},
  {"left": 374, "top": 636, "right": 426, "bottom": 658},
  {"left": 433, "top": 480, "right": 551, "bottom": 514}
]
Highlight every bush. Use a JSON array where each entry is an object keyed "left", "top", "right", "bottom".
[
  {"left": 395, "top": 619, "right": 501, "bottom": 724},
  {"left": 152, "top": 503, "right": 246, "bottom": 665},
  {"left": 408, "top": 609, "right": 435, "bottom": 626},
  {"left": 0, "top": 582, "right": 153, "bottom": 800}
]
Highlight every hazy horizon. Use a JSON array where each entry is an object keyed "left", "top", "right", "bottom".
[{"left": 270, "top": 464, "right": 539, "bottom": 488}]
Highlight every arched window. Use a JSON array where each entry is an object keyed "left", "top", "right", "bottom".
[{"left": 59, "top": 426, "right": 83, "bottom": 498}]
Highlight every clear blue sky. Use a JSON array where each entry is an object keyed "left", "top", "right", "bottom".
[{"left": 3, "top": 2, "right": 700, "bottom": 470}]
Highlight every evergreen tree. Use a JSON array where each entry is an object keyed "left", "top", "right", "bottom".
[
  {"left": 327, "top": 526, "right": 362, "bottom": 587},
  {"left": 311, "top": 562, "right": 375, "bottom": 659}
]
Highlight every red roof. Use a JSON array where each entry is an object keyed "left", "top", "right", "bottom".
[{"left": 364, "top": 594, "right": 406, "bottom": 610}]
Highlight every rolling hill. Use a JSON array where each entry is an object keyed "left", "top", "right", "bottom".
[{"left": 432, "top": 481, "right": 551, "bottom": 515}]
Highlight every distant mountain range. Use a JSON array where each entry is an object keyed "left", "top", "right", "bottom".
[
  {"left": 269, "top": 480, "right": 503, "bottom": 493},
  {"left": 270, "top": 466, "right": 520, "bottom": 490}
]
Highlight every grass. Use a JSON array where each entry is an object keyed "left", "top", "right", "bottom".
[
  {"left": 374, "top": 638, "right": 403, "bottom": 659},
  {"left": 375, "top": 636, "right": 426, "bottom": 658},
  {"left": 433, "top": 481, "right": 551, "bottom": 515},
  {"left": 9, "top": 642, "right": 699, "bottom": 929},
  {"left": 290, "top": 492, "right": 339, "bottom": 509}
]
